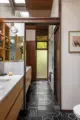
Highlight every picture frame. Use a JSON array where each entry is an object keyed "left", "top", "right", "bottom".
[{"left": 68, "top": 31, "right": 80, "bottom": 53}]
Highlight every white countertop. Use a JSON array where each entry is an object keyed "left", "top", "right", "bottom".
[
  {"left": 0, "top": 75, "right": 23, "bottom": 103},
  {"left": 0, "top": 66, "right": 31, "bottom": 103}
]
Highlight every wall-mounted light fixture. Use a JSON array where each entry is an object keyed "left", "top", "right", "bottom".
[{"left": 11, "top": 23, "right": 18, "bottom": 34}]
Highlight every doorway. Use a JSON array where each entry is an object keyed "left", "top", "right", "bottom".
[
  {"left": 36, "top": 48, "right": 48, "bottom": 80},
  {"left": 1, "top": 17, "right": 61, "bottom": 111},
  {"left": 36, "top": 27, "right": 48, "bottom": 80},
  {"left": 26, "top": 24, "right": 61, "bottom": 107},
  {"left": 26, "top": 25, "right": 49, "bottom": 80}
]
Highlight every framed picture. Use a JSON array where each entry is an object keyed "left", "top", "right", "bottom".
[{"left": 69, "top": 31, "right": 80, "bottom": 53}]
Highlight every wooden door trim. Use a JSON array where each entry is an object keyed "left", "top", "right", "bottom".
[
  {"left": 1, "top": 18, "right": 60, "bottom": 25},
  {"left": 0, "top": 0, "right": 62, "bottom": 111}
]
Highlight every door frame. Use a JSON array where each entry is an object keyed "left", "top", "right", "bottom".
[
  {"left": 54, "top": 25, "right": 61, "bottom": 102},
  {"left": 1, "top": 0, "right": 62, "bottom": 109},
  {"left": 2, "top": 16, "right": 61, "bottom": 110}
]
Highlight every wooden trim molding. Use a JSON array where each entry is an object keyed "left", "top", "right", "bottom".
[
  {"left": 0, "top": 16, "right": 61, "bottom": 110},
  {"left": 0, "top": 18, "right": 60, "bottom": 25}
]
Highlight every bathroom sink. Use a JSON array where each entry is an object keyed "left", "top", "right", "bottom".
[
  {"left": 0, "top": 85, "right": 4, "bottom": 90},
  {"left": 0, "top": 76, "right": 10, "bottom": 81}
]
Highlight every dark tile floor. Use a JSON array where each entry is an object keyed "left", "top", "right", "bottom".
[{"left": 18, "top": 81, "right": 77, "bottom": 120}]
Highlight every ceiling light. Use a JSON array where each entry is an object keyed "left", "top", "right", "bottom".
[
  {"left": 0, "top": 0, "right": 9, "bottom": 3},
  {"left": 11, "top": 26, "right": 18, "bottom": 34},
  {"left": 14, "top": 0, "right": 25, "bottom": 3},
  {"left": 20, "top": 12, "right": 29, "bottom": 17}
]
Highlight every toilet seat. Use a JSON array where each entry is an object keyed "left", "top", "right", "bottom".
[{"left": 73, "top": 104, "right": 80, "bottom": 118}]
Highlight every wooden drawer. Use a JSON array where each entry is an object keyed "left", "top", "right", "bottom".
[
  {"left": 26, "top": 69, "right": 32, "bottom": 89},
  {"left": 0, "top": 77, "right": 23, "bottom": 120},
  {"left": 6, "top": 90, "right": 23, "bottom": 120},
  {"left": 26, "top": 69, "right": 32, "bottom": 81}
]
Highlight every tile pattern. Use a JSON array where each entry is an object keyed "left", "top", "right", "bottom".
[{"left": 18, "top": 81, "right": 77, "bottom": 120}]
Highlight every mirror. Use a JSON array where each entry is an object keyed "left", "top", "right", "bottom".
[
  {"left": 0, "top": 22, "right": 24, "bottom": 61},
  {"left": 10, "top": 36, "right": 24, "bottom": 61}
]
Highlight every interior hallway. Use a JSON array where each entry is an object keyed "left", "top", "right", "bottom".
[{"left": 18, "top": 81, "right": 76, "bottom": 120}]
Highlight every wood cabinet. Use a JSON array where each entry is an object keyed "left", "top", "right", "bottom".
[
  {"left": 26, "top": 68, "right": 32, "bottom": 90},
  {"left": 6, "top": 90, "right": 23, "bottom": 120},
  {"left": 0, "top": 20, "right": 10, "bottom": 61},
  {"left": 0, "top": 68, "right": 32, "bottom": 120},
  {"left": 0, "top": 77, "right": 23, "bottom": 120}
]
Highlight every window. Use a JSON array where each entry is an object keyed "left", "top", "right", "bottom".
[
  {"left": 0, "top": 0, "right": 9, "bottom": 3},
  {"left": 37, "top": 50, "right": 47, "bottom": 79},
  {"left": 37, "top": 42, "right": 48, "bottom": 49},
  {"left": 14, "top": 0, "right": 25, "bottom": 3}
]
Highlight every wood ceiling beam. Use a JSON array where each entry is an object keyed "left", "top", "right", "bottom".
[
  {"left": 3, "top": 18, "right": 60, "bottom": 25},
  {"left": 25, "top": 0, "right": 53, "bottom": 10}
]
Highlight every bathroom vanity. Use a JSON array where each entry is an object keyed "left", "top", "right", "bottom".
[{"left": 0, "top": 67, "right": 32, "bottom": 120}]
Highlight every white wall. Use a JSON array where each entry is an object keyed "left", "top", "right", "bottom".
[
  {"left": 61, "top": 0, "right": 80, "bottom": 110},
  {"left": 0, "top": 5, "right": 15, "bottom": 18},
  {"left": 51, "top": 0, "right": 80, "bottom": 110},
  {"left": 4, "top": 62, "right": 24, "bottom": 75},
  {"left": 49, "top": 26, "right": 54, "bottom": 91},
  {"left": 0, "top": 62, "right": 24, "bottom": 75},
  {"left": 49, "top": 26, "right": 54, "bottom": 73},
  {"left": 51, "top": 0, "right": 59, "bottom": 17},
  {"left": 26, "top": 30, "right": 36, "bottom": 41},
  {"left": 0, "top": 5, "right": 20, "bottom": 18}
]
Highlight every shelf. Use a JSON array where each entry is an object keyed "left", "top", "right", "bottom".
[
  {"left": 0, "top": 47, "right": 4, "bottom": 50},
  {"left": 0, "top": 33, "right": 9, "bottom": 39},
  {"left": 0, "top": 21, "right": 10, "bottom": 61}
]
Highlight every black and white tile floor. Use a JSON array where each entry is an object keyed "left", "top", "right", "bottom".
[{"left": 18, "top": 81, "right": 77, "bottom": 120}]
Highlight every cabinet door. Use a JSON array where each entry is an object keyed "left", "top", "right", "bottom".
[
  {"left": 6, "top": 90, "right": 23, "bottom": 120},
  {"left": 0, "top": 78, "right": 23, "bottom": 120}
]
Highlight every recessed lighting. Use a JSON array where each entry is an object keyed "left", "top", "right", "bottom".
[
  {"left": 14, "top": 0, "right": 25, "bottom": 3},
  {"left": 0, "top": 0, "right": 9, "bottom": 3},
  {"left": 20, "top": 12, "right": 29, "bottom": 17}
]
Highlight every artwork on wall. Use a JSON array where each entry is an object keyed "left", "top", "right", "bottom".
[{"left": 69, "top": 31, "right": 80, "bottom": 53}]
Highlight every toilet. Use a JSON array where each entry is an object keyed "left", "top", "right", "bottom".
[{"left": 73, "top": 104, "right": 80, "bottom": 120}]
